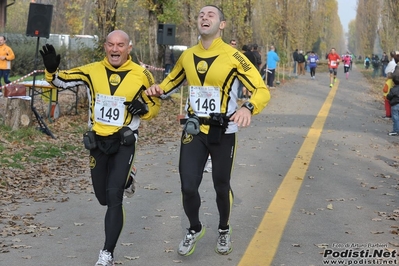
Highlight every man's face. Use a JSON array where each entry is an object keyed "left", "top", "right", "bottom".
[
  {"left": 0, "top": 37, "right": 5, "bottom": 46},
  {"left": 331, "top": 49, "right": 336, "bottom": 54},
  {"left": 103, "top": 31, "right": 132, "bottom": 68},
  {"left": 197, "top": 6, "right": 225, "bottom": 39}
]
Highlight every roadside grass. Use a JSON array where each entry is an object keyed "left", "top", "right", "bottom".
[{"left": 0, "top": 121, "right": 86, "bottom": 170}]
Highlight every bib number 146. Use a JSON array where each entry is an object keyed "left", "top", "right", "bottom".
[{"left": 189, "top": 86, "right": 221, "bottom": 116}]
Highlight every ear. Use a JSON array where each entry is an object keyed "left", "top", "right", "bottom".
[{"left": 219, "top": 20, "right": 226, "bottom": 30}]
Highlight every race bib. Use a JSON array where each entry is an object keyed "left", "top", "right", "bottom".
[
  {"left": 330, "top": 61, "right": 337, "bottom": 67},
  {"left": 94, "top": 93, "right": 126, "bottom": 126},
  {"left": 189, "top": 86, "right": 221, "bottom": 117},
  {"left": 310, "top": 58, "right": 316, "bottom": 63}
]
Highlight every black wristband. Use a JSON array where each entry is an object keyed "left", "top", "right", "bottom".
[{"left": 241, "top": 101, "right": 254, "bottom": 114}]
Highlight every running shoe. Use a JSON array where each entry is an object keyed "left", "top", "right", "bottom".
[
  {"left": 178, "top": 224, "right": 206, "bottom": 256},
  {"left": 124, "top": 166, "right": 137, "bottom": 198},
  {"left": 329, "top": 84, "right": 333, "bottom": 88},
  {"left": 334, "top": 77, "right": 337, "bottom": 83},
  {"left": 388, "top": 132, "right": 398, "bottom": 136},
  {"left": 95, "top": 250, "right": 114, "bottom": 266},
  {"left": 215, "top": 227, "right": 232, "bottom": 255},
  {"left": 204, "top": 158, "right": 212, "bottom": 173}
]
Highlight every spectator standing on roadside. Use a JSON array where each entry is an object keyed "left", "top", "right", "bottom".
[
  {"left": 381, "top": 52, "right": 390, "bottom": 77},
  {"left": 242, "top": 44, "right": 257, "bottom": 68},
  {"left": 240, "top": 44, "right": 257, "bottom": 98},
  {"left": 382, "top": 51, "right": 399, "bottom": 119},
  {"left": 296, "top": 50, "right": 306, "bottom": 76},
  {"left": 371, "top": 54, "right": 380, "bottom": 78},
  {"left": 386, "top": 69, "right": 399, "bottom": 136},
  {"left": 307, "top": 51, "right": 319, "bottom": 79},
  {"left": 252, "top": 44, "right": 262, "bottom": 70},
  {"left": 144, "top": 5, "right": 270, "bottom": 256},
  {"left": 385, "top": 51, "right": 397, "bottom": 76},
  {"left": 266, "top": 45, "right": 280, "bottom": 88},
  {"left": 0, "top": 36, "right": 15, "bottom": 89},
  {"left": 40, "top": 30, "right": 160, "bottom": 266},
  {"left": 364, "top": 56, "right": 370, "bottom": 69},
  {"left": 292, "top": 49, "right": 298, "bottom": 76}
]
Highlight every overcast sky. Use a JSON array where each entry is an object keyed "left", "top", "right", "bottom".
[{"left": 337, "top": 0, "right": 357, "bottom": 33}]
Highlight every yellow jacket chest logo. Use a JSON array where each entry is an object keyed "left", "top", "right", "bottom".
[
  {"left": 109, "top": 74, "right": 121, "bottom": 86},
  {"left": 196, "top": 61, "right": 208, "bottom": 74}
]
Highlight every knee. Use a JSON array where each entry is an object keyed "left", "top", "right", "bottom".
[
  {"left": 181, "top": 178, "right": 200, "bottom": 197},
  {"left": 106, "top": 188, "right": 124, "bottom": 208},
  {"left": 95, "top": 193, "right": 107, "bottom": 206},
  {"left": 95, "top": 188, "right": 123, "bottom": 207},
  {"left": 214, "top": 181, "right": 230, "bottom": 195}
]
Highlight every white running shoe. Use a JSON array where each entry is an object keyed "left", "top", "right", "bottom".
[
  {"left": 204, "top": 158, "right": 212, "bottom": 173},
  {"left": 178, "top": 224, "right": 206, "bottom": 256},
  {"left": 215, "top": 227, "right": 232, "bottom": 255},
  {"left": 95, "top": 250, "right": 114, "bottom": 266},
  {"left": 124, "top": 166, "right": 137, "bottom": 198}
]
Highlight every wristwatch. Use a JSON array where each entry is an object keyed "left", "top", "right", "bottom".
[{"left": 241, "top": 101, "right": 254, "bottom": 114}]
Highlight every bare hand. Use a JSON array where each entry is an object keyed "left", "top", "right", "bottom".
[
  {"left": 145, "top": 84, "right": 164, "bottom": 97},
  {"left": 230, "top": 107, "right": 252, "bottom": 127}
]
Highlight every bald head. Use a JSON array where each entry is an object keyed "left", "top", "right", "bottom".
[{"left": 106, "top": 30, "right": 129, "bottom": 43}]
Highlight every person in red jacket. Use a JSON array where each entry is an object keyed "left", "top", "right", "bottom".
[{"left": 327, "top": 48, "right": 341, "bottom": 87}]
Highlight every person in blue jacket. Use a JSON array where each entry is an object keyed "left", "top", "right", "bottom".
[
  {"left": 307, "top": 51, "right": 319, "bottom": 79},
  {"left": 266, "top": 45, "right": 280, "bottom": 88}
]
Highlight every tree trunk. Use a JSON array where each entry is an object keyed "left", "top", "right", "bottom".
[{"left": 5, "top": 98, "right": 34, "bottom": 130}]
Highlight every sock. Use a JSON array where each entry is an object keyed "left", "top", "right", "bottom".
[
  {"left": 190, "top": 223, "right": 202, "bottom": 233},
  {"left": 218, "top": 224, "right": 229, "bottom": 231}
]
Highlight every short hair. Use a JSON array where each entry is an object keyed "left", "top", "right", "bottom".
[
  {"left": 0, "top": 36, "right": 6, "bottom": 41},
  {"left": 204, "top": 5, "right": 225, "bottom": 21}
]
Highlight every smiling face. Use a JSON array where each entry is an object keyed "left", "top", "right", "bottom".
[
  {"left": 104, "top": 30, "right": 132, "bottom": 68},
  {"left": 197, "top": 6, "right": 226, "bottom": 40}
]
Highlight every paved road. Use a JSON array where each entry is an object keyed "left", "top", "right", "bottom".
[{"left": 1, "top": 65, "right": 398, "bottom": 266}]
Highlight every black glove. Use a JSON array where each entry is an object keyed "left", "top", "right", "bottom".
[
  {"left": 39, "top": 44, "right": 61, "bottom": 73},
  {"left": 124, "top": 100, "right": 148, "bottom": 116}
]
